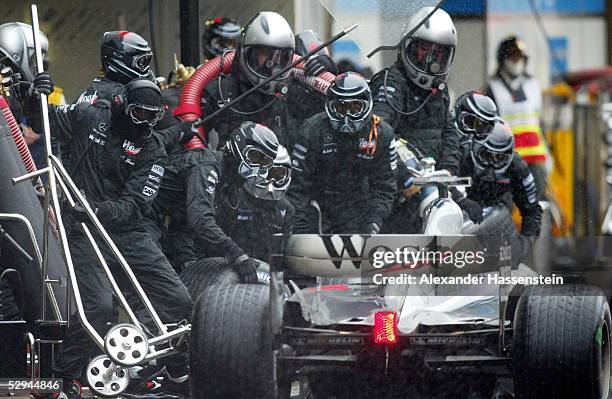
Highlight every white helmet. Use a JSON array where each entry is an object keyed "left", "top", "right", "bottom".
[
  {"left": 0, "top": 22, "right": 48, "bottom": 80},
  {"left": 238, "top": 12, "right": 295, "bottom": 95},
  {"left": 399, "top": 7, "right": 457, "bottom": 90}
]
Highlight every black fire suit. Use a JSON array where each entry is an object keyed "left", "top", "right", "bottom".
[
  {"left": 200, "top": 60, "right": 323, "bottom": 150},
  {"left": 64, "top": 75, "right": 142, "bottom": 170},
  {"left": 289, "top": 113, "right": 397, "bottom": 233},
  {"left": 73, "top": 75, "right": 124, "bottom": 105},
  {"left": 370, "top": 63, "right": 462, "bottom": 234},
  {"left": 27, "top": 100, "right": 192, "bottom": 379},
  {"left": 369, "top": 63, "right": 461, "bottom": 174},
  {"left": 148, "top": 146, "right": 293, "bottom": 266},
  {"left": 460, "top": 152, "right": 542, "bottom": 237}
]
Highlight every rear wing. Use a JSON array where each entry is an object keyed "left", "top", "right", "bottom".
[{"left": 269, "top": 233, "right": 513, "bottom": 335}]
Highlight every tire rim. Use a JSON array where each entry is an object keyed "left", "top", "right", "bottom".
[{"left": 600, "top": 319, "right": 610, "bottom": 399}]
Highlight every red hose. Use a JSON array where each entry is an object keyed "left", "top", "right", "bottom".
[
  {"left": 174, "top": 53, "right": 235, "bottom": 149},
  {"left": 290, "top": 66, "right": 335, "bottom": 94},
  {"left": 0, "top": 95, "right": 37, "bottom": 173},
  {"left": 175, "top": 53, "right": 336, "bottom": 150}
]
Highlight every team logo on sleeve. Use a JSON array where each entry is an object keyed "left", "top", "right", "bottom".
[{"left": 142, "top": 164, "right": 165, "bottom": 197}]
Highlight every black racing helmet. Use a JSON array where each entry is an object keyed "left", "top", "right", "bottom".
[
  {"left": 454, "top": 91, "right": 498, "bottom": 139},
  {"left": 202, "top": 17, "right": 242, "bottom": 59},
  {"left": 471, "top": 119, "right": 514, "bottom": 174},
  {"left": 101, "top": 31, "right": 153, "bottom": 84},
  {"left": 225, "top": 121, "right": 291, "bottom": 201},
  {"left": 325, "top": 72, "right": 372, "bottom": 134},
  {"left": 122, "top": 78, "right": 164, "bottom": 127}
]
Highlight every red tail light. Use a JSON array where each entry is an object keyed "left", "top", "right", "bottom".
[{"left": 374, "top": 311, "right": 398, "bottom": 345}]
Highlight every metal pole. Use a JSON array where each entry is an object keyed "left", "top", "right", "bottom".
[
  {"left": 50, "top": 155, "right": 167, "bottom": 334},
  {"left": 54, "top": 183, "right": 142, "bottom": 329},
  {"left": 11, "top": 167, "right": 50, "bottom": 184},
  {"left": 31, "top": 4, "right": 52, "bottom": 323},
  {"left": 82, "top": 225, "right": 142, "bottom": 328},
  {"left": 31, "top": 4, "right": 104, "bottom": 347},
  {"left": 179, "top": 0, "right": 200, "bottom": 67}
]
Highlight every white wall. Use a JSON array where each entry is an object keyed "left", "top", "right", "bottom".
[{"left": 447, "top": 19, "right": 488, "bottom": 102}]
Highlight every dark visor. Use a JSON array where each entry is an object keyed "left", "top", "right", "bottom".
[
  {"left": 245, "top": 46, "right": 293, "bottom": 78},
  {"left": 405, "top": 39, "right": 453, "bottom": 75}
]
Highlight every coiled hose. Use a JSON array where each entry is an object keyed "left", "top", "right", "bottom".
[
  {"left": 0, "top": 94, "right": 59, "bottom": 236},
  {"left": 174, "top": 53, "right": 336, "bottom": 150},
  {"left": 0, "top": 95, "right": 37, "bottom": 173}
]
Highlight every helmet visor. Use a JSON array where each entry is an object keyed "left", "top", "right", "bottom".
[
  {"left": 477, "top": 147, "right": 512, "bottom": 169},
  {"left": 211, "top": 36, "right": 238, "bottom": 52},
  {"left": 268, "top": 165, "right": 290, "bottom": 186},
  {"left": 132, "top": 52, "right": 153, "bottom": 74},
  {"left": 245, "top": 46, "right": 293, "bottom": 78},
  {"left": 329, "top": 99, "right": 368, "bottom": 118},
  {"left": 126, "top": 104, "right": 165, "bottom": 126},
  {"left": 405, "top": 39, "right": 454, "bottom": 75},
  {"left": 245, "top": 147, "right": 274, "bottom": 168},
  {"left": 461, "top": 113, "right": 495, "bottom": 138}
]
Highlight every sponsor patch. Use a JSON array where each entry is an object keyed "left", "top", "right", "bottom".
[
  {"left": 359, "top": 138, "right": 377, "bottom": 152},
  {"left": 142, "top": 186, "right": 157, "bottom": 197},
  {"left": 151, "top": 164, "right": 165, "bottom": 177},
  {"left": 237, "top": 214, "right": 254, "bottom": 221},
  {"left": 88, "top": 133, "right": 105, "bottom": 146},
  {"left": 148, "top": 174, "right": 162, "bottom": 184},
  {"left": 122, "top": 140, "right": 142, "bottom": 156}
]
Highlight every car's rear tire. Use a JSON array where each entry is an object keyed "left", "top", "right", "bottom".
[
  {"left": 189, "top": 284, "right": 274, "bottom": 398},
  {"left": 513, "top": 284, "right": 611, "bottom": 399},
  {"left": 179, "top": 257, "right": 239, "bottom": 301}
]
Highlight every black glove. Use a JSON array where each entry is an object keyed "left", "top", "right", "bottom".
[
  {"left": 176, "top": 120, "right": 201, "bottom": 144},
  {"left": 68, "top": 190, "right": 98, "bottom": 224},
  {"left": 457, "top": 197, "right": 484, "bottom": 224},
  {"left": 232, "top": 254, "right": 258, "bottom": 284},
  {"left": 304, "top": 55, "right": 337, "bottom": 77},
  {"left": 32, "top": 72, "right": 54, "bottom": 96}
]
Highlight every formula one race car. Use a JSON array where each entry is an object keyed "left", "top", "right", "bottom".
[
  {"left": 189, "top": 174, "right": 610, "bottom": 399},
  {"left": 191, "top": 231, "right": 610, "bottom": 399}
]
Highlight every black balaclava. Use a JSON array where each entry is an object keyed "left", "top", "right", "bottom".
[{"left": 114, "top": 82, "right": 162, "bottom": 142}]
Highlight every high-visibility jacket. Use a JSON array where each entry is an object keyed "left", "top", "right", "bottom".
[
  {"left": 487, "top": 75, "right": 548, "bottom": 165},
  {"left": 48, "top": 85, "right": 66, "bottom": 106}
]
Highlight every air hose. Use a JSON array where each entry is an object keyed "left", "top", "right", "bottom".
[{"left": 174, "top": 52, "right": 336, "bottom": 150}]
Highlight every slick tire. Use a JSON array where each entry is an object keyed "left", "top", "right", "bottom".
[
  {"left": 179, "top": 257, "right": 239, "bottom": 301},
  {"left": 189, "top": 284, "right": 275, "bottom": 398},
  {"left": 513, "top": 284, "right": 611, "bottom": 399}
]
